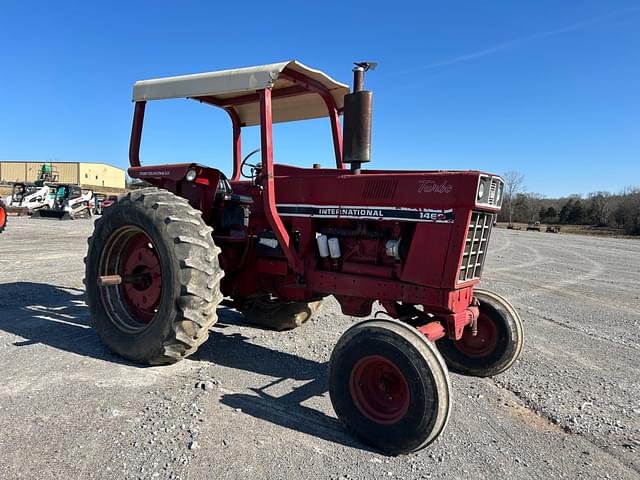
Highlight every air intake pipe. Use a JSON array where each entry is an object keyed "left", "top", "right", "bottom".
[{"left": 342, "top": 62, "right": 376, "bottom": 174}]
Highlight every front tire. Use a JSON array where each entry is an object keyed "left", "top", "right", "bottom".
[
  {"left": 85, "top": 188, "right": 224, "bottom": 364},
  {"left": 437, "top": 289, "right": 524, "bottom": 377},
  {"left": 329, "top": 319, "right": 451, "bottom": 455}
]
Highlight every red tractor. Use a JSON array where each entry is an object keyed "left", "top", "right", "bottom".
[
  {"left": 85, "top": 61, "right": 523, "bottom": 455},
  {"left": 0, "top": 198, "right": 6, "bottom": 233}
]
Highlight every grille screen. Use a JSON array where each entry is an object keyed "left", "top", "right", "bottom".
[
  {"left": 488, "top": 180, "right": 498, "bottom": 205},
  {"left": 459, "top": 211, "right": 494, "bottom": 281}
]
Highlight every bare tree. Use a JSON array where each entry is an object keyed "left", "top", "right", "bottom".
[
  {"left": 524, "top": 192, "right": 545, "bottom": 222},
  {"left": 503, "top": 171, "right": 525, "bottom": 225},
  {"left": 588, "top": 191, "right": 611, "bottom": 226}
]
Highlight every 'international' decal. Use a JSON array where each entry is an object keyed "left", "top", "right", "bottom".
[{"left": 276, "top": 204, "right": 454, "bottom": 223}]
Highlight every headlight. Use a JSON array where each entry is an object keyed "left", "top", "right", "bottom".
[
  {"left": 495, "top": 183, "right": 502, "bottom": 203},
  {"left": 477, "top": 182, "right": 485, "bottom": 200},
  {"left": 185, "top": 169, "right": 197, "bottom": 182}
]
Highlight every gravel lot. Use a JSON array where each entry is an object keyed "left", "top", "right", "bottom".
[{"left": 0, "top": 217, "right": 638, "bottom": 480}]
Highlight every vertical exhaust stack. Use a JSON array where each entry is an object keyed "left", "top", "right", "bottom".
[{"left": 342, "top": 62, "right": 377, "bottom": 174}]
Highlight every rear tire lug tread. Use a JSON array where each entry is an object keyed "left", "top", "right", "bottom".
[
  {"left": 166, "top": 216, "right": 200, "bottom": 226},
  {"left": 180, "top": 259, "right": 216, "bottom": 276},
  {"left": 175, "top": 235, "right": 211, "bottom": 249}
]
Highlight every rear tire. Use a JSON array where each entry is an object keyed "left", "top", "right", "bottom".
[
  {"left": 437, "top": 289, "right": 523, "bottom": 377},
  {"left": 85, "top": 188, "right": 224, "bottom": 364},
  {"left": 240, "top": 296, "right": 322, "bottom": 331},
  {"left": 0, "top": 200, "right": 6, "bottom": 233},
  {"left": 329, "top": 319, "right": 451, "bottom": 455}
]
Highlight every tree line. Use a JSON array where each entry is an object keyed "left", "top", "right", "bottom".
[{"left": 498, "top": 171, "right": 640, "bottom": 235}]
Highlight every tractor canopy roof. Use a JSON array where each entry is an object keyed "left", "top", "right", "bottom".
[{"left": 132, "top": 60, "right": 349, "bottom": 127}]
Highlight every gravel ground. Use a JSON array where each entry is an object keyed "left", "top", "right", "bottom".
[{"left": 0, "top": 217, "right": 638, "bottom": 480}]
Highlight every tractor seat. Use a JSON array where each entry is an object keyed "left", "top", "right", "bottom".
[{"left": 217, "top": 174, "right": 253, "bottom": 205}]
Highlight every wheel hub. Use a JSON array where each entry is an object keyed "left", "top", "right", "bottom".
[
  {"left": 455, "top": 312, "right": 498, "bottom": 357},
  {"left": 377, "top": 378, "right": 391, "bottom": 393},
  {"left": 349, "top": 355, "right": 410, "bottom": 425},
  {"left": 121, "top": 233, "right": 162, "bottom": 322},
  {"left": 98, "top": 226, "right": 164, "bottom": 332}
]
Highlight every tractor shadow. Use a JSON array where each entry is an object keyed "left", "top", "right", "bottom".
[
  {"left": 195, "top": 308, "right": 371, "bottom": 451},
  {"left": 0, "top": 281, "right": 135, "bottom": 366},
  {"left": 0, "top": 282, "right": 368, "bottom": 450}
]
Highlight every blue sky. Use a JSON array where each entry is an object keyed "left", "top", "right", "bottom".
[{"left": 0, "top": 0, "right": 638, "bottom": 198}]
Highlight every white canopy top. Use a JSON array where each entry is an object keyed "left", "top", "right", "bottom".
[{"left": 132, "top": 61, "right": 350, "bottom": 126}]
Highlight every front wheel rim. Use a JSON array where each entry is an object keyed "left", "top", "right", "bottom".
[
  {"left": 349, "top": 355, "right": 411, "bottom": 425},
  {"left": 454, "top": 312, "right": 498, "bottom": 357},
  {"left": 98, "top": 226, "right": 163, "bottom": 333}
]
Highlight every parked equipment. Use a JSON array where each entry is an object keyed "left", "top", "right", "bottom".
[
  {"left": 546, "top": 225, "right": 560, "bottom": 233},
  {"left": 85, "top": 61, "right": 523, "bottom": 455},
  {"left": 0, "top": 199, "right": 6, "bottom": 233},
  {"left": 4, "top": 183, "right": 53, "bottom": 215},
  {"left": 527, "top": 221, "right": 541, "bottom": 231},
  {"left": 95, "top": 195, "right": 118, "bottom": 215},
  {"left": 93, "top": 193, "right": 106, "bottom": 215},
  {"left": 33, "top": 184, "right": 94, "bottom": 220},
  {"left": 93, "top": 194, "right": 118, "bottom": 215},
  {"left": 37, "top": 163, "right": 59, "bottom": 184}
]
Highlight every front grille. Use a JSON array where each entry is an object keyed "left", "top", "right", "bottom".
[
  {"left": 476, "top": 175, "right": 503, "bottom": 207},
  {"left": 459, "top": 211, "right": 494, "bottom": 282}
]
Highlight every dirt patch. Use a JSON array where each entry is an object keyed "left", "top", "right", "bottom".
[{"left": 500, "top": 398, "right": 566, "bottom": 433}]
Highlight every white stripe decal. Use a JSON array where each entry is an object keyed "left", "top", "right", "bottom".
[{"left": 276, "top": 204, "right": 455, "bottom": 223}]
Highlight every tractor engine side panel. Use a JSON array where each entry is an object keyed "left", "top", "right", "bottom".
[
  {"left": 399, "top": 209, "right": 472, "bottom": 288},
  {"left": 399, "top": 223, "right": 451, "bottom": 287}
]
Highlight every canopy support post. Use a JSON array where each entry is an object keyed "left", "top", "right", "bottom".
[
  {"left": 129, "top": 101, "right": 146, "bottom": 167},
  {"left": 226, "top": 108, "right": 242, "bottom": 181},
  {"left": 279, "top": 69, "right": 344, "bottom": 169},
  {"left": 259, "top": 88, "right": 303, "bottom": 274}
]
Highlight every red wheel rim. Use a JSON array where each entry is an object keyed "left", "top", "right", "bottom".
[
  {"left": 120, "top": 232, "right": 162, "bottom": 323},
  {"left": 454, "top": 312, "right": 498, "bottom": 357},
  {"left": 349, "top": 355, "right": 410, "bottom": 425},
  {"left": 0, "top": 206, "right": 5, "bottom": 228}
]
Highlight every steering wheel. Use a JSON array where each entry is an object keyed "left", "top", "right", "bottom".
[{"left": 240, "top": 149, "right": 261, "bottom": 179}]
